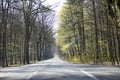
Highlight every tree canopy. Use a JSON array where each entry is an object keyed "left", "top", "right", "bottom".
[{"left": 57, "top": 0, "right": 120, "bottom": 65}]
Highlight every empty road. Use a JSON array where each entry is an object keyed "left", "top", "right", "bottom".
[{"left": 0, "top": 56, "right": 120, "bottom": 80}]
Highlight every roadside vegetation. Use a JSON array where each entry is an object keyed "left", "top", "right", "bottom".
[
  {"left": 0, "top": 0, "right": 55, "bottom": 68},
  {"left": 57, "top": 0, "right": 120, "bottom": 65}
]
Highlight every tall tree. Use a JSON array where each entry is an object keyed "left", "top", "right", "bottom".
[{"left": 57, "top": 0, "right": 120, "bottom": 65}]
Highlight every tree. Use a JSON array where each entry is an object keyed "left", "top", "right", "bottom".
[
  {"left": 0, "top": 0, "right": 55, "bottom": 67},
  {"left": 57, "top": 0, "right": 120, "bottom": 65}
]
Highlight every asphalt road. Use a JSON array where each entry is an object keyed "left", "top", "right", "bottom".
[{"left": 0, "top": 56, "right": 120, "bottom": 80}]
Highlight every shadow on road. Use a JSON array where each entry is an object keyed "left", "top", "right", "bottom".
[{"left": 0, "top": 57, "right": 120, "bottom": 80}]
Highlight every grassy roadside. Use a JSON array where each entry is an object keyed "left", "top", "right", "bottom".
[{"left": 60, "top": 56, "right": 120, "bottom": 67}]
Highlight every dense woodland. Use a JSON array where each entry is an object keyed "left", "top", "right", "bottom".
[
  {"left": 0, "top": 0, "right": 55, "bottom": 68},
  {"left": 57, "top": 0, "right": 120, "bottom": 65},
  {"left": 0, "top": 0, "right": 120, "bottom": 68}
]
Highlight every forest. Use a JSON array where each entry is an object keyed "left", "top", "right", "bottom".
[
  {"left": 57, "top": 0, "right": 120, "bottom": 65},
  {"left": 0, "top": 0, "right": 120, "bottom": 68},
  {"left": 0, "top": 0, "right": 55, "bottom": 68}
]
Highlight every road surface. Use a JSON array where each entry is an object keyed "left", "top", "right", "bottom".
[{"left": 0, "top": 56, "right": 120, "bottom": 80}]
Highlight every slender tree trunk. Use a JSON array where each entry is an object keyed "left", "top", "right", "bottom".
[
  {"left": 24, "top": 34, "right": 30, "bottom": 64},
  {"left": 81, "top": 0, "right": 86, "bottom": 51},
  {"left": 115, "top": 19, "right": 120, "bottom": 64},
  {"left": 92, "top": 0, "right": 99, "bottom": 64},
  {"left": 0, "top": 32, "right": 2, "bottom": 66},
  {"left": 1, "top": 0, "right": 6, "bottom": 67},
  {"left": 36, "top": 41, "right": 39, "bottom": 61}
]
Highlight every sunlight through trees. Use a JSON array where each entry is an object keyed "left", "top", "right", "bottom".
[{"left": 57, "top": 0, "right": 120, "bottom": 65}]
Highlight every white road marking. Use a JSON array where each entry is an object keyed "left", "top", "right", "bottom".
[
  {"left": 80, "top": 70, "right": 99, "bottom": 80},
  {"left": 26, "top": 64, "right": 49, "bottom": 80},
  {"left": 26, "top": 71, "right": 37, "bottom": 80}
]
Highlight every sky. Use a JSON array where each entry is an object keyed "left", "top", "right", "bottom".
[
  {"left": 45, "top": 0, "right": 65, "bottom": 12},
  {"left": 44, "top": 0, "right": 66, "bottom": 31}
]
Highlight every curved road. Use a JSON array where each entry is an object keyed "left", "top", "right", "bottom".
[{"left": 0, "top": 56, "right": 120, "bottom": 80}]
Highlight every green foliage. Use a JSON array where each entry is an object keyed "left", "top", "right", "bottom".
[
  {"left": 57, "top": 0, "right": 86, "bottom": 63},
  {"left": 57, "top": 0, "right": 120, "bottom": 65},
  {"left": 71, "top": 55, "right": 80, "bottom": 63}
]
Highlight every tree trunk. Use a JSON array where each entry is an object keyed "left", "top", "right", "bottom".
[
  {"left": 92, "top": 0, "right": 99, "bottom": 64},
  {"left": 0, "top": 32, "right": 2, "bottom": 66}
]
